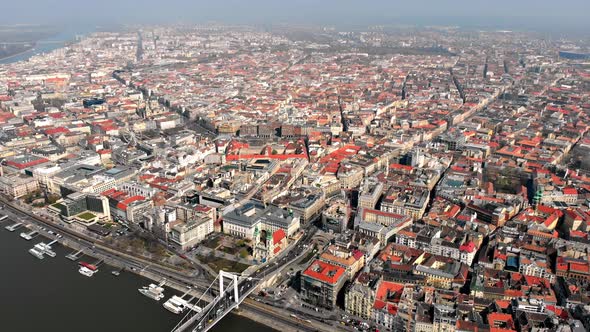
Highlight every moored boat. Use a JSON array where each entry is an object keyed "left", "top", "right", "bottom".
[
  {"left": 139, "top": 284, "right": 165, "bottom": 301},
  {"left": 28, "top": 248, "right": 44, "bottom": 259},
  {"left": 78, "top": 266, "right": 96, "bottom": 277}
]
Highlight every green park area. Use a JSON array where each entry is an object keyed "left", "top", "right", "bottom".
[
  {"left": 77, "top": 212, "right": 96, "bottom": 221},
  {"left": 197, "top": 253, "right": 250, "bottom": 274}
]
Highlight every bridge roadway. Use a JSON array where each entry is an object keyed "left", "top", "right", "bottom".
[
  {"left": 172, "top": 277, "right": 257, "bottom": 332},
  {"left": 174, "top": 277, "right": 324, "bottom": 332},
  {"left": 0, "top": 197, "right": 331, "bottom": 332}
]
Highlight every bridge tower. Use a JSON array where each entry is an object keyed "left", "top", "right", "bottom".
[{"left": 219, "top": 270, "right": 239, "bottom": 307}]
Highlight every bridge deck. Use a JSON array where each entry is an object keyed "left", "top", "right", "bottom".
[{"left": 172, "top": 279, "right": 256, "bottom": 332}]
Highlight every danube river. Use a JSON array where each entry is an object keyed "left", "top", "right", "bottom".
[
  {"left": 0, "top": 225, "right": 277, "bottom": 332},
  {"left": 0, "top": 26, "right": 93, "bottom": 64}
]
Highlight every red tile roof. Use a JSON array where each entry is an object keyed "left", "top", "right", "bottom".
[
  {"left": 121, "top": 195, "right": 146, "bottom": 206},
  {"left": 272, "top": 229, "right": 286, "bottom": 244},
  {"left": 488, "top": 313, "right": 515, "bottom": 330},
  {"left": 570, "top": 262, "right": 590, "bottom": 274},
  {"left": 302, "top": 260, "right": 345, "bottom": 285},
  {"left": 5, "top": 157, "right": 49, "bottom": 169},
  {"left": 459, "top": 241, "right": 476, "bottom": 253},
  {"left": 352, "top": 250, "right": 364, "bottom": 260},
  {"left": 44, "top": 127, "right": 70, "bottom": 135},
  {"left": 562, "top": 187, "right": 578, "bottom": 195},
  {"left": 389, "top": 163, "right": 413, "bottom": 171},
  {"left": 375, "top": 281, "right": 404, "bottom": 301}
]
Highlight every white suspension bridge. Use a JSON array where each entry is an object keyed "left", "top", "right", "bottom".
[{"left": 171, "top": 270, "right": 259, "bottom": 332}]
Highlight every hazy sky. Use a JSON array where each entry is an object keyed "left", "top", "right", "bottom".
[{"left": 2, "top": 0, "right": 589, "bottom": 32}]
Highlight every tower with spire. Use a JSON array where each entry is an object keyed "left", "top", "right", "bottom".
[{"left": 533, "top": 185, "right": 544, "bottom": 208}]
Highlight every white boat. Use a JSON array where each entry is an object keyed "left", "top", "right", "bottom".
[
  {"left": 28, "top": 248, "right": 44, "bottom": 259},
  {"left": 139, "top": 284, "right": 165, "bottom": 301},
  {"left": 34, "top": 243, "right": 56, "bottom": 257},
  {"left": 79, "top": 266, "right": 96, "bottom": 277},
  {"left": 111, "top": 270, "right": 121, "bottom": 276},
  {"left": 163, "top": 296, "right": 186, "bottom": 314},
  {"left": 163, "top": 295, "right": 201, "bottom": 314}
]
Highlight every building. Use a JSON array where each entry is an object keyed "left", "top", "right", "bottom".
[
  {"left": 321, "top": 198, "right": 350, "bottom": 233},
  {"left": 0, "top": 174, "right": 39, "bottom": 198},
  {"left": 31, "top": 163, "right": 62, "bottom": 190},
  {"left": 556, "top": 257, "right": 590, "bottom": 281},
  {"left": 433, "top": 304, "right": 457, "bottom": 332},
  {"left": 102, "top": 188, "right": 154, "bottom": 224},
  {"left": 519, "top": 251, "right": 556, "bottom": 284},
  {"left": 345, "top": 273, "right": 379, "bottom": 319},
  {"left": 47, "top": 164, "right": 102, "bottom": 195},
  {"left": 337, "top": 164, "right": 364, "bottom": 189},
  {"left": 119, "top": 181, "right": 158, "bottom": 198},
  {"left": 414, "top": 303, "right": 434, "bottom": 332},
  {"left": 372, "top": 281, "right": 406, "bottom": 330},
  {"left": 2, "top": 154, "right": 50, "bottom": 174},
  {"left": 426, "top": 236, "right": 479, "bottom": 267},
  {"left": 272, "top": 186, "right": 325, "bottom": 223},
  {"left": 358, "top": 182, "right": 384, "bottom": 210},
  {"left": 222, "top": 202, "right": 300, "bottom": 240},
  {"left": 253, "top": 228, "right": 287, "bottom": 261},
  {"left": 380, "top": 186, "right": 430, "bottom": 220},
  {"left": 301, "top": 259, "right": 347, "bottom": 310},
  {"left": 319, "top": 245, "right": 365, "bottom": 280},
  {"left": 413, "top": 254, "right": 468, "bottom": 289},
  {"left": 48, "top": 192, "right": 111, "bottom": 224},
  {"left": 168, "top": 204, "right": 215, "bottom": 250},
  {"left": 355, "top": 208, "right": 413, "bottom": 245},
  {"left": 31, "top": 145, "right": 67, "bottom": 161},
  {"left": 488, "top": 312, "right": 517, "bottom": 331}
]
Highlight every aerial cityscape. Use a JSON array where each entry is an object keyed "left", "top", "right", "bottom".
[{"left": 1, "top": 1, "right": 590, "bottom": 332}]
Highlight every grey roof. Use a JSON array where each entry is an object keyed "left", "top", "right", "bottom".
[
  {"left": 224, "top": 201, "right": 296, "bottom": 229},
  {"left": 54, "top": 164, "right": 103, "bottom": 183}
]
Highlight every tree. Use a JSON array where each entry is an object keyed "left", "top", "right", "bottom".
[
  {"left": 239, "top": 248, "right": 249, "bottom": 259},
  {"left": 46, "top": 194, "right": 60, "bottom": 204}
]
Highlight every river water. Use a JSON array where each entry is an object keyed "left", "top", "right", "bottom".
[
  {"left": 0, "top": 27, "right": 83, "bottom": 64},
  {"left": 0, "top": 226, "right": 276, "bottom": 332}
]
